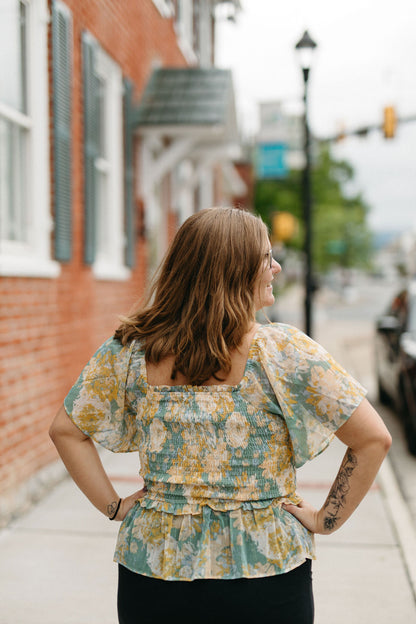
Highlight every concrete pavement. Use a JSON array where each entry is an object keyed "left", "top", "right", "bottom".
[{"left": 1, "top": 280, "right": 416, "bottom": 623}]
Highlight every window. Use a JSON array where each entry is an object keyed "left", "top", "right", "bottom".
[
  {"left": 0, "top": 0, "right": 59, "bottom": 277},
  {"left": 82, "top": 33, "right": 129, "bottom": 280}
]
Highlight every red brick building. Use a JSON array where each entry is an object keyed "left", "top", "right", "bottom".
[{"left": 0, "top": 0, "right": 244, "bottom": 525}]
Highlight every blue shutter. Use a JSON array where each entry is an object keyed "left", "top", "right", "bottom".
[
  {"left": 52, "top": 1, "right": 72, "bottom": 262},
  {"left": 123, "top": 78, "right": 135, "bottom": 268},
  {"left": 82, "top": 32, "right": 99, "bottom": 265}
]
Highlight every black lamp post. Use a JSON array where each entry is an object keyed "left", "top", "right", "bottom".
[{"left": 295, "top": 30, "right": 317, "bottom": 337}]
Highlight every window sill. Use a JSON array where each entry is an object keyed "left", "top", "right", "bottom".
[
  {"left": 92, "top": 261, "right": 131, "bottom": 282},
  {"left": 0, "top": 253, "right": 61, "bottom": 278}
]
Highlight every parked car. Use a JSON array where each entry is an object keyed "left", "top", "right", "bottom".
[{"left": 375, "top": 282, "right": 416, "bottom": 455}]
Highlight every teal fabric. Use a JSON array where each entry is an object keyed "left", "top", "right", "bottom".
[{"left": 64, "top": 323, "right": 367, "bottom": 580}]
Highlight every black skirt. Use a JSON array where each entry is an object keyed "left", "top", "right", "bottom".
[{"left": 117, "top": 559, "right": 314, "bottom": 624}]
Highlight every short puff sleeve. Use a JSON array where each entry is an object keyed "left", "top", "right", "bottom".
[
  {"left": 64, "top": 337, "right": 140, "bottom": 452},
  {"left": 259, "top": 324, "right": 367, "bottom": 467}
]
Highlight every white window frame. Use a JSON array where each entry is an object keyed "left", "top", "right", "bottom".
[
  {"left": 152, "top": 0, "right": 175, "bottom": 18},
  {"left": 174, "top": 0, "right": 197, "bottom": 64},
  {"left": 0, "top": 0, "right": 60, "bottom": 278},
  {"left": 92, "top": 47, "right": 129, "bottom": 281}
]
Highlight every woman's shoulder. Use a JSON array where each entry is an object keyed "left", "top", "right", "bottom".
[
  {"left": 255, "top": 322, "right": 306, "bottom": 345},
  {"left": 79, "top": 336, "right": 144, "bottom": 381},
  {"left": 254, "top": 322, "right": 327, "bottom": 361}
]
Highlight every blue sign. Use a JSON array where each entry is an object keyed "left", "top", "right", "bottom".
[{"left": 256, "top": 143, "right": 288, "bottom": 179}]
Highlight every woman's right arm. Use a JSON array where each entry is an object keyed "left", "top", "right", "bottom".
[
  {"left": 49, "top": 405, "right": 145, "bottom": 520},
  {"left": 283, "top": 398, "right": 392, "bottom": 534}
]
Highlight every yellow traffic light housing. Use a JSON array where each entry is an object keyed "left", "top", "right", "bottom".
[
  {"left": 272, "top": 212, "right": 298, "bottom": 243},
  {"left": 383, "top": 106, "right": 397, "bottom": 139}
]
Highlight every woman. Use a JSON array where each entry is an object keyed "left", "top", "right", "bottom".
[{"left": 50, "top": 207, "right": 391, "bottom": 624}]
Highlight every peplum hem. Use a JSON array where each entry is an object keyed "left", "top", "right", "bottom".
[{"left": 114, "top": 494, "right": 314, "bottom": 581}]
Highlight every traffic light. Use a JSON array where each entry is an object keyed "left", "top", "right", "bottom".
[
  {"left": 383, "top": 106, "right": 397, "bottom": 139},
  {"left": 335, "top": 122, "right": 346, "bottom": 142},
  {"left": 272, "top": 212, "right": 298, "bottom": 243}
]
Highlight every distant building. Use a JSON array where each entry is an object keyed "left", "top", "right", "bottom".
[
  {"left": 376, "top": 230, "right": 416, "bottom": 279},
  {"left": 0, "top": 0, "right": 244, "bottom": 526}
]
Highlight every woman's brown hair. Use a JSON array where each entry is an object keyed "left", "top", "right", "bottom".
[{"left": 114, "top": 207, "right": 269, "bottom": 385}]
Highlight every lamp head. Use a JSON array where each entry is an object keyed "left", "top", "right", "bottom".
[{"left": 295, "top": 30, "right": 317, "bottom": 72}]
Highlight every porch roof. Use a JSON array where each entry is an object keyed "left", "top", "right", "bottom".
[{"left": 132, "top": 68, "right": 237, "bottom": 138}]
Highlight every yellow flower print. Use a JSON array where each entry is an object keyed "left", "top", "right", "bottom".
[
  {"left": 225, "top": 412, "right": 250, "bottom": 448},
  {"left": 308, "top": 365, "right": 343, "bottom": 395},
  {"left": 149, "top": 418, "right": 167, "bottom": 452},
  {"left": 233, "top": 473, "right": 258, "bottom": 498},
  {"left": 202, "top": 439, "right": 230, "bottom": 479},
  {"left": 164, "top": 395, "right": 195, "bottom": 421},
  {"left": 280, "top": 343, "right": 302, "bottom": 374},
  {"left": 306, "top": 366, "right": 344, "bottom": 415},
  {"left": 140, "top": 396, "right": 163, "bottom": 424}
]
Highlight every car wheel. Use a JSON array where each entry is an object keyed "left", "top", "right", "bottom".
[
  {"left": 377, "top": 376, "right": 391, "bottom": 406},
  {"left": 403, "top": 406, "right": 416, "bottom": 457},
  {"left": 403, "top": 417, "right": 416, "bottom": 456},
  {"left": 398, "top": 377, "right": 416, "bottom": 457}
]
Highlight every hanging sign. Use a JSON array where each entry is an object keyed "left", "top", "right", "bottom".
[{"left": 256, "top": 143, "right": 288, "bottom": 179}]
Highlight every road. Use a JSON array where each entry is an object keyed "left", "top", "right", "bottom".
[{"left": 274, "top": 273, "right": 416, "bottom": 531}]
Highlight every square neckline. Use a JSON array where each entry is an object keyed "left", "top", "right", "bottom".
[{"left": 142, "top": 324, "right": 263, "bottom": 393}]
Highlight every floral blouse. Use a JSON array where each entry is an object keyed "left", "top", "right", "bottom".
[{"left": 64, "top": 323, "right": 366, "bottom": 581}]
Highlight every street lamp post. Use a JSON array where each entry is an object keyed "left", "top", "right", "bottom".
[{"left": 295, "top": 30, "right": 317, "bottom": 337}]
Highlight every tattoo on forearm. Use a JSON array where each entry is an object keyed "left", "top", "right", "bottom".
[
  {"left": 107, "top": 500, "right": 119, "bottom": 518},
  {"left": 323, "top": 449, "right": 358, "bottom": 530}
]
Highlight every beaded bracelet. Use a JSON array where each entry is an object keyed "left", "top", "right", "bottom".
[{"left": 109, "top": 498, "right": 122, "bottom": 521}]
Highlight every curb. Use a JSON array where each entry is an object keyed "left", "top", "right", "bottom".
[
  {"left": 378, "top": 457, "right": 416, "bottom": 600},
  {"left": 0, "top": 459, "right": 68, "bottom": 530}
]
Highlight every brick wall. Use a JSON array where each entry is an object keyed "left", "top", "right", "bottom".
[
  {"left": 232, "top": 161, "right": 255, "bottom": 212},
  {"left": 0, "top": 0, "right": 187, "bottom": 515}
]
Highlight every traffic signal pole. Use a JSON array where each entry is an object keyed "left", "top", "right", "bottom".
[{"left": 321, "top": 112, "right": 416, "bottom": 143}]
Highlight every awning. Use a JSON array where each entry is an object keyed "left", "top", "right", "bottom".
[
  {"left": 129, "top": 67, "right": 245, "bottom": 195},
  {"left": 131, "top": 67, "right": 239, "bottom": 143}
]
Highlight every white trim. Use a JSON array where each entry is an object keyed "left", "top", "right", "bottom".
[
  {"left": 221, "top": 161, "right": 247, "bottom": 196},
  {"left": 198, "top": 168, "right": 214, "bottom": 211},
  {"left": 137, "top": 124, "right": 225, "bottom": 138},
  {"left": 0, "top": 102, "right": 32, "bottom": 129},
  {"left": 92, "top": 46, "right": 128, "bottom": 281},
  {"left": 92, "top": 260, "right": 131, "bottom": 282},
  {"left": 176, "top": 36, "right": 198, "bottom": 65},
  {"left": 151, "top": 0, "right": 175, "bottom": 18},
  {"left": 174, "top": 0, "right": 197, "bottom": 65},
  {"left": 0, "top": 0, "right": 60, "bottom": 279},
  {"left": 0, "top": 249, "right": 60, "bottom": 278},
  {"left": 197, "top": 0, "right": 213, "bottom": 68},
  {"left": 152, "top": 137, "right": 196, "bottom": 184}
]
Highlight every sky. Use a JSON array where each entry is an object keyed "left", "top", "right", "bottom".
[{"left": 215, "top": 0, "right": 416, "bottom": 233}]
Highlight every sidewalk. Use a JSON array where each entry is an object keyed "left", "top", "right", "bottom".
[{"left": 1, "top": 283, "right": 416, "bottom": 623}]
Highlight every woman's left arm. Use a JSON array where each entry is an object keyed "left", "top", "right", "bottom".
[
  {"left": 49, "top": 405, "right": 145, "bottom": 521},
  {"left": 283, "top": 398, "right": 392, "bottom": 534}
]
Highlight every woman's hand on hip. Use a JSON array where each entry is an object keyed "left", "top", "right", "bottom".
[
  {"left": 282, "top": 500, "right": 326, "bottom": 534},
  {"left": 117, "top": 487, "right": 147, "bottom": 521}
]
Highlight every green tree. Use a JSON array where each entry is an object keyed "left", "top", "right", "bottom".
[{"left": 254, "top": 143, "right": 373, "bottom": 272}]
